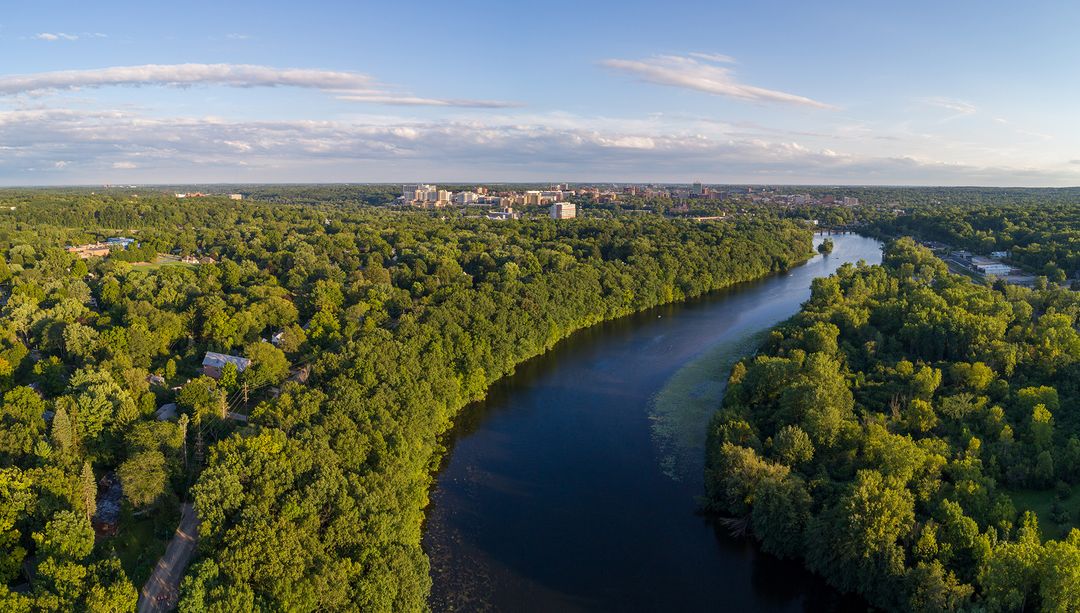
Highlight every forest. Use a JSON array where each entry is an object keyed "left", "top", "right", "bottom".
[
  {"left": 0, "top": 188, "right": 814, "bottom": 611},
  {"left": 706, "top": 237, "right": 1080, "bottom": 611},
  {"left": 871, "top": 204, "right": 1080, "bottom": 281}
]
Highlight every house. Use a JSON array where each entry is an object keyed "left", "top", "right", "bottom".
[
  {"left": 288, "top": 365, "right": 311, "bottom": 384},
  {"left": 202, "top": 352, "right": 251, "bottom": 379},
  {"left": 147, "top": 374, "right": 166, "bottom": 387},
  {"left": 155, "top": 403, "right": 178, "bottom": 421},
  {"left": 270, "top": 330, "right": 286, "bottom": 347}
]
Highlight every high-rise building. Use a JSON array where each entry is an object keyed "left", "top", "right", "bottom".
[
  {"left": 550, "top": 202, "right": 577, "bottom": 220},
  {"left": 453, "top": 191, "right": 479, "bottom": 205},
  {"left": 402, "top": 184, "right": 437, "bottom": 204},
  {"left": 691, "top": 182, "right": 704, "bottom": 196}
]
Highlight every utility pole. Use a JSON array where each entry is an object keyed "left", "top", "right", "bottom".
[
  {"left": 195, "top": 428, "right": 205, "bottom": 467},
  {"left": 178, "top": 414, "right": 189, "bottom": 471},
  {"left": 193, "top": 413, "right": 204, "bottom": 467},
  {"left": 242, "top": 383, "right": 249, "bottom": 409}
]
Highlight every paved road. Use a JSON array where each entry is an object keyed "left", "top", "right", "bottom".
[{"left": 137, "top": 502, "right": 200, "bottom": 613}]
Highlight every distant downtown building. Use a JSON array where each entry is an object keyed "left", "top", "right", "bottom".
[
  {"left": 452, "top": 191, "right": 480, "bottom": 205},
  {"left": 402, "top": 184, "right": 452, "bottom": 207},
  {"left": 524, "top": 190, "right": 543, "bottom": 206},
  {"left": 550, "top": 202, "right": 577, "bottom": 220},
  {"left": 402, "top": 184, "right": 436, "bottom": 203}
]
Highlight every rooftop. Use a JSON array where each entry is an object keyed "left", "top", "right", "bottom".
[{"left": 202, "top": 351, "right": 251, "bottom": 371}]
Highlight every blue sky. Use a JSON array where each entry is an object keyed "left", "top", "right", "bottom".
[{"left": 2, "top": 0, "right": 1078, "bottom": 185}]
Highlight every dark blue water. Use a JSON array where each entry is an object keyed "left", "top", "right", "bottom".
[{"left": 424, "top": 234, "right": 882, "bottom": 612}]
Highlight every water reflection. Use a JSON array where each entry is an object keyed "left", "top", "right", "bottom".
[{"left": 425, "top": 234, "right": 882, "bottom": 612}]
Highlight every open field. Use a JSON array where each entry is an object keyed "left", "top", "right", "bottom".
[{"left": 130, "top": 254, "right": 197, "bottom": 271}]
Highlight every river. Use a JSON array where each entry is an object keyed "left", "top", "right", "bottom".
[{"left": 423, "top": 233, "right": 883, "bottom": 612}]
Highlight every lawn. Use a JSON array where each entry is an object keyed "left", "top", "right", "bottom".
[
  {"left": 130, "top": 254, "right": 197, "bottom": 271},
  {"left": 1006, "top": 487, "right": 1080, "bottom": 540},
  {"left": 99, "top": 496, "right": 181, "bottom": 587}
]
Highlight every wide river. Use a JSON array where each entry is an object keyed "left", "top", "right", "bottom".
[{"left": 424, "top": 233, "right": 883, "bottom": 612}]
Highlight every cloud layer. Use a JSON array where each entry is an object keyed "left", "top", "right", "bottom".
[
  {"left": 0, "top": 107, "right": 1073, "bottom": 186},
  {"left": 601, "top": 54, "right": 835, "bottom": 109},
  {"left": 0, "top": 63, "right": 517, "bottom": 108}
]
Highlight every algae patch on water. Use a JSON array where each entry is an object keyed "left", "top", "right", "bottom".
[{"left": 649, "top": 330, "right": 769, "bottom": 481}]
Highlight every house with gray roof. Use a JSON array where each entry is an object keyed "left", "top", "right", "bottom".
[{"left": 202, "top": 351, "right": 251, "bottom": 379}]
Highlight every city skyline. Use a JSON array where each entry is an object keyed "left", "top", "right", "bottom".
[{"left": 2, "top": 0, "right": 1079, "bottom": 186}]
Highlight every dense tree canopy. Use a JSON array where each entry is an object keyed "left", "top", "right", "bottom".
[
  {"left": 707, "top": 238, "right": 1080, "bottom": 611},
  {"left": 0, "top": 188, "right": 814, "bottom": 611},
  {"left": 871, "top": 202, "right": 1080, "bottom": 279}
]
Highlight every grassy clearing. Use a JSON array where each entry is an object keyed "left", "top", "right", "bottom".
[
  {"left": 649, "top": 329, "right": 769, "bottom": 481},
  {"left": 100, "top": 496, "right": 181, "bottom": 587},
  {"left": 1006, "top": 487, "right": 1080, "bottom": 540},
  {"left": 130, "top": 254, "right": 197, "bottom": 271}
]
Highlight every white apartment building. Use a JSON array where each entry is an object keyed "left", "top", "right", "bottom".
[
  {"left": 453, "top": 191, "right": 481, "bottom": 205},
  {"left": 402, "top": 184, "right": 437, "bottom": 204},
  {"left": 550, "top": 202, "right": 577, "bottom": 220}
]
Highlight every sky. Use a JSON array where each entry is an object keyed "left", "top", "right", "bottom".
[{"left": 2, "top": 0, "right": 1079, "bottom": 186}]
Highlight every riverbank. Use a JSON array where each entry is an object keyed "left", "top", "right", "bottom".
[{"left": 424, "top": 233, "right": 882, "bottom": 611}]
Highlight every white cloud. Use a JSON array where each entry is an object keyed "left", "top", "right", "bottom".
[
  {"left": 1014, "top": 128, "right": 1053, "bottom": 141},
  {"left": 335, "top": 94, "right": 520, "bottom": 108},
  {"left": 1, "top": 106, "right": 1075, "bottom": 186},
  {"left": 225, "top": 33, "right": 252, "bottom": 40},
  {"left": 35, "top": 32, "right": 79, "bottom": 41},
  {"left": 0, "top": 63, "right": 518, "bottom": 108},
  {"left": 924, "top": 97, "right": 978, "bottom": 115},
  {"left": 600, "top": 54, "right": 835, "bottom": 109},
  {"left": 687, "top": 52, "right": 737, "bottom": 64},
  {"left": 0, "top": 64, "right": 373, "bottom": 94}
]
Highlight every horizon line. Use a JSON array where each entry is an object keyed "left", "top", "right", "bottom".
[{"left": 1, "top": 182, "right": 1079, "bottom": 190}]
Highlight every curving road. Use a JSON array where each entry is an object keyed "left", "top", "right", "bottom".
[{"left": 137, "top": 502, "right": 200, "bottom": 613}]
